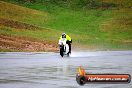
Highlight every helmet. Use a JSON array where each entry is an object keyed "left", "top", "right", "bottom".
[{"left": 62, "top": 33, "right": 66, "bottom": 38}]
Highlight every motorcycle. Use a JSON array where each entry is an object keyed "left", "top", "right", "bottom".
[{"left": 58, "top": 38, "right": 70, "bottom": 57}]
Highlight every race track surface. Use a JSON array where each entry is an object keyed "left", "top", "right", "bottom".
[{"left": 0, "top": 51, "right": 132, "bottom": 88}]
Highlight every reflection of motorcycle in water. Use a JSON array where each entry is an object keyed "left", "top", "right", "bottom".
[{"left": 58, "top": 38, "right": 69, "bottom": 57}]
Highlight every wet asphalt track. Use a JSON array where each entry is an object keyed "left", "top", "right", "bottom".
[{"left": 0, "top": 51, "right": 132, "bottom": 88}]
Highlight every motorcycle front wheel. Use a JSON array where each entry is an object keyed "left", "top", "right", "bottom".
[{"left": 60, "top": 45, "right": 64, "bottom": 57}]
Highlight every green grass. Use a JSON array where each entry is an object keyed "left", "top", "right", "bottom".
[{"left": 0, "top": 1, "right": 132, "bottom": 50}]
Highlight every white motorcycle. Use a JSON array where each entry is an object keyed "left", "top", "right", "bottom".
[{"left": 58, "top": 38, "right": 69, "bottom": 57}]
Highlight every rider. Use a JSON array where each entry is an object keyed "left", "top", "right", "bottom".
[{"left": 59, "top": 33, "right": 72, "bottom": 54}]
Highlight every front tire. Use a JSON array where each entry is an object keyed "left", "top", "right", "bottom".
[{"left": 60, "top": 45, "right": 64, "bottom": 57}]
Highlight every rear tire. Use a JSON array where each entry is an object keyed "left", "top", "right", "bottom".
[{"left": 67, "top": 52, "right": 70, "bottom": 57}]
